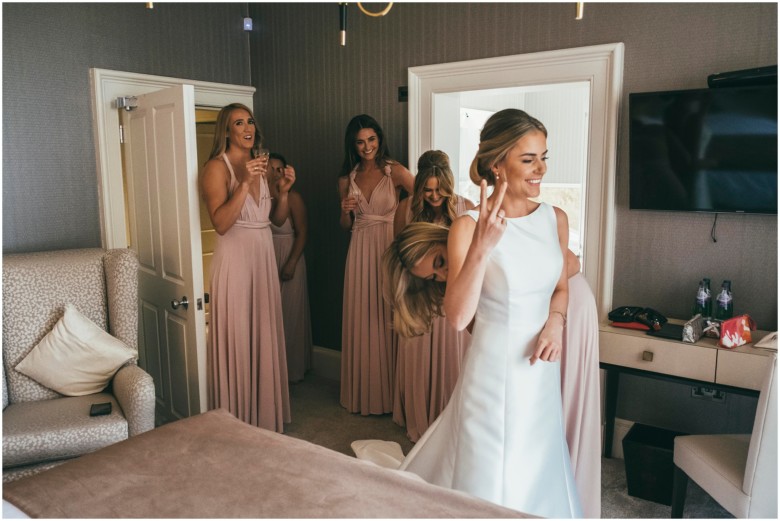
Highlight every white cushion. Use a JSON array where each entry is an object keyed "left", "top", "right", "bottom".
[{"left": 15, "top": 305, "right": 136, "bottom": 396}]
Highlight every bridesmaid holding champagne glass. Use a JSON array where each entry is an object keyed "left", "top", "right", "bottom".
[{"left": 201, "top": 103, "right": 295, "bottom": 432}]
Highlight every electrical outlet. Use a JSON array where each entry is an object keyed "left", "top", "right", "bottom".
[{"left": 691, "top": 386, "right": 726, "bottom": 403}]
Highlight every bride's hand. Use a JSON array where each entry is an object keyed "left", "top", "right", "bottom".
[
  {"left": 531, "top": 318, "right": 564, "bottom": 365},
  {"left": 471, "top": 179, "right": 507, "bottom": 253}
]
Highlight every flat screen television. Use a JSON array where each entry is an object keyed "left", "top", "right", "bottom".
[{"left": 629, "top": 85, "right": 777, "bottom": 214}]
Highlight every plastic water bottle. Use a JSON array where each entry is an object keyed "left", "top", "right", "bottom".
[
  {"left": 693, "top": 280, "right": 707, "bottom": 317},
  {"left": 703, "top": 278, "right": 712, "bottom": 318},
  {"left": 715, "top": 280, "right": 733, "bottom": 320}
]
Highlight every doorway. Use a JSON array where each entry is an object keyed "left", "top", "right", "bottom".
[
  {"left": 90, "top": 69, "right": 254, "bottom": 419},
  {"left": 195, "top": 109, "right": 220, "bottom": 330}
]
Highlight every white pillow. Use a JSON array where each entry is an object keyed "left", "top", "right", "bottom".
[{"left": 16, "top": 304, "right": 137, "bottom": 396}]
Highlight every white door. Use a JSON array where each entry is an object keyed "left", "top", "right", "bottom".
[{"left": 120, "top": 84, "right": 207, "bottom": 424}]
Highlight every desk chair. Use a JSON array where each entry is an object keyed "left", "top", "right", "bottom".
[{"left": 671, "top": 353, "right": 777, "bottom": 518}]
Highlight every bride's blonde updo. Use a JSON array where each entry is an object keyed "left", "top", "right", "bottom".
[{"left": 469, "top": 109, "right": 547, "bottom": 186}]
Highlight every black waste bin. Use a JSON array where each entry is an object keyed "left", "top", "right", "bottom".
[{"left": 622, "top": 423, "right": 687, "bottom": 505}]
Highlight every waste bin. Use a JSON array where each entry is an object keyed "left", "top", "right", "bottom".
[{"left": 622, "top": 423, "right": 687, "bottom": 505}]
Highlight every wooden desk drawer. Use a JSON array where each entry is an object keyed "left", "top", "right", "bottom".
[
  {"left": 716, "top": 349, "right": 772, "bottom": 391},
  {"left": 600, "top": 331, "right": 716, "bottom": 382}
]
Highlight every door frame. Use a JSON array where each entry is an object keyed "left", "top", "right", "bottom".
[
  {"left": 408, "top": 43, "right": 624, "bottom": 322},
  {"left": 89, "top": 68, "right": 255, "bottom": 249}
]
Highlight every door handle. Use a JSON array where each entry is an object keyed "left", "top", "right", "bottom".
[{"left": 171, "top": 296, "right": 189, "bottom": 310}]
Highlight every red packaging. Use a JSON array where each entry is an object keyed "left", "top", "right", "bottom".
[
  {"left": 610, "top": 321, "right": 650, "bottom": 331},
  {"left": 718, "top": 314, "right": 756, "bottom": 348}
]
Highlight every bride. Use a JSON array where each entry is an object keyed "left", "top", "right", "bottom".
[{"left": 361, "top": 109, "right": 584, "bottom": 518}]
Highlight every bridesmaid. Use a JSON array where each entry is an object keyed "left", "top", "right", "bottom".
[
  {"left": 268, "top": 152, "right": 313, "bottom": 383},
  {"left": 200, "top": 103, "right": 294, "bottom": 432},
  {"left": 338, "top": 114, "right": 414, "bottom": 415},
  {"left": 389, "top": 150, "right": 474, "bottom": 442}
]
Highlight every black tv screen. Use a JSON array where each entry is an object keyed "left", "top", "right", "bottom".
[{"left": 629, "top": 85, "right": 778, "bottom": 214}]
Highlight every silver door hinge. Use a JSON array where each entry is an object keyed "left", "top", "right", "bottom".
[{"left": 115, "top": 96, "right": 138, "bottom": 111}]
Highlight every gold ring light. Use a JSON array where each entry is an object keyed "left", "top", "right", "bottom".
[{"left": 357, "top": 2, "right": 393, "bottom": 17}]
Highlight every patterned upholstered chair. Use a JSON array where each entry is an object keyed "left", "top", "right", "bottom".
[{"left": 2, "top": 248, "right": 155, "bottom": 482}]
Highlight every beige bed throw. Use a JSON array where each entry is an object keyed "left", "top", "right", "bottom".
[{"left": 3, "top": 408, "right": 528, "bottom": 518}]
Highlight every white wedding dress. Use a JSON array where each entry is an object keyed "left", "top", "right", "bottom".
[{"left": 355, "top": 203, "right": 582, "bottom": 517}]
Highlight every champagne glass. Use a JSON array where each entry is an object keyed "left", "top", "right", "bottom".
[
  {"left": 350, "top": 182, "right": 361, "bottom": 202},
  {"left": 252, "top": 145, "right": 270, "bottom": 161}
]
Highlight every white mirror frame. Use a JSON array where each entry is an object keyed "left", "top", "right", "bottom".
[{"left": 408, "top": 43, "right": 624, "bottom": 321}]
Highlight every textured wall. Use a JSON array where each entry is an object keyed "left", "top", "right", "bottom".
[
  {"left": 249, "top": 2, "right": 777, "bottom": 349},
  {"left": 2, "top": 2, "right": 251, "bottom": 252}
]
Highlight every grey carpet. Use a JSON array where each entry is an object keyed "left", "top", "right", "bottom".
[{"left": 286, "top": 373, "right": 732, "bottom": 519}]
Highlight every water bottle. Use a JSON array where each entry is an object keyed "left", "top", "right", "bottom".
[
  {"left": 702, "top": 278, "right": 712, "bottom": 318},
  {"left": 715, "top": 280, "right": 733, "bottom": 320},
  {"left": 693, "top": 280, "right": 707, "bottom": 317}
]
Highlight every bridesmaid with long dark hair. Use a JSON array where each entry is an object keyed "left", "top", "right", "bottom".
[{"left": 338, "top": 114, "right": 414, "bottom": 415}]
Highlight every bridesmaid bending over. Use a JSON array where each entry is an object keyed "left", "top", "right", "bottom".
[{"left": 387, "top": 150, "right": 474, "bottom": 442}]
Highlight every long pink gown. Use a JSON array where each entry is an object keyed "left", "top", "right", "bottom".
[
  {"left": 561, "top": 272, "right": 601, "bottom": 518},
  {"left": 208, "top": 154, "right": 291, "bottom": 432},
  {"left": 393, "top": 196, "right": 471, "bottom": 442},
  {"left": 340, "top": 165, "right": 397, "bottom": 415},
  {"left": 271, "top": 216, "right": 313, "bottom": 382}
]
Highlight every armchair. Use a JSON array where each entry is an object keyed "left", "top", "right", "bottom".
[
  {"left": 2, "top": 248, "right": 155, "bottom": 482},
  {"left": 671, "top": 353, "right": 777, "bottom": 518}
]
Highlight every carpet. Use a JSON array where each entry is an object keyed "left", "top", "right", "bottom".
[{"left": 286, "top": 373, "right": 733, "bottom": 518}]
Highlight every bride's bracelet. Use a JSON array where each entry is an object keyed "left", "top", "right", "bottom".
[{"left": 548, "top": 310, "right": 567, "bottom": 328}]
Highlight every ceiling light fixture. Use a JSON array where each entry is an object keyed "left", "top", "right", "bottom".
[
  {"left": 339, "top": 2, "right": 394, "bottom": 46},
  {"left": 357, "top": 2, "right": 393, "bottom": 17},
  {"left": 575, "top": 2, "right": 584, "bottom": 20}
]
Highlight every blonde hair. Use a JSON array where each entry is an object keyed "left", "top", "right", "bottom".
[
  {"left": 469, "top": 108, "right": 547, "bottom": 186},
  {"left": 382, "top": 222, "right": 449, "bottom": 337},
  {"left": 410, "top": 150, "right": 459, "bottom": 226},
  {"left": 207, "top": 103, "right": 264, "bottom": 162}
]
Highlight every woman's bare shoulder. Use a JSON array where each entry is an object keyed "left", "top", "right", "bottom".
[{"left": 201, "top": 157, "right": 230, "bottom": 185}]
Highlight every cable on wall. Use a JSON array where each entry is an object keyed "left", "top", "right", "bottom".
[{"left": 711, "top": 213, "right": 718, "bottom": 243}]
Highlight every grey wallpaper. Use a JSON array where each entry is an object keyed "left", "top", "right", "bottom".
[
  {"left": 248, "top": 2, "right": 778, "bottom": 348},
  {"left": 3, "top": 2, "right": 251, "bottom": 252},
  {"left": 3, "top": 3, "right": 777, "bottom": 355}
]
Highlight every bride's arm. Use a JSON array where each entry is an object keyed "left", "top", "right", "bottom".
[
  {"left": 531, "top": 207, "right": 570, "bottom": 365},
  {"left": 443, "top": 181, "right": 507, "bottom": 331}
]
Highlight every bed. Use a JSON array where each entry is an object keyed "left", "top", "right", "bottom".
[{"left": 2, "top": 408, "right": 529, "bottom": 518}]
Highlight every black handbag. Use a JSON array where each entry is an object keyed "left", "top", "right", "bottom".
[{"left": 608, "top": 306, "right": 667, "bottom": 331}]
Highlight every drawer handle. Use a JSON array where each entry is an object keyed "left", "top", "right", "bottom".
[{"left": 642, "top": 351, "right": 654, "bottom": 362}]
